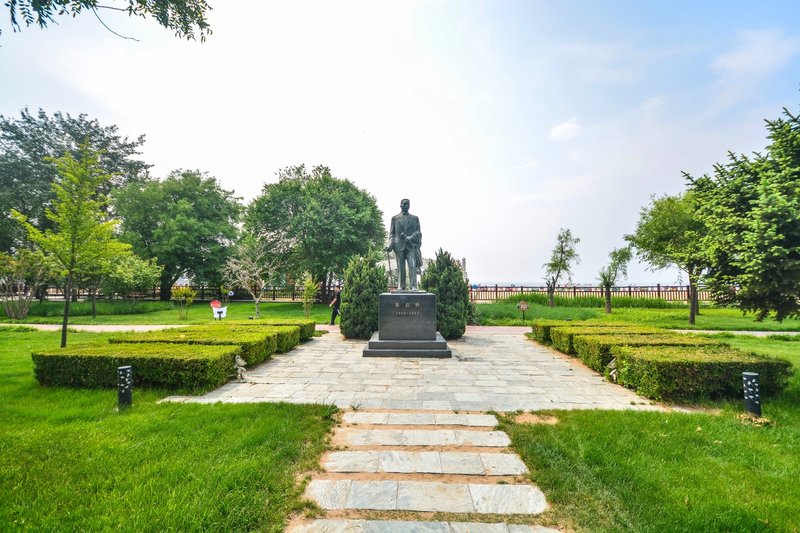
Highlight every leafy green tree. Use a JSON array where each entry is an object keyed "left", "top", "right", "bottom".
[
  {"left": 4, "top": 0, "right": 211, "bottom": 40},
  {"left": 13, "top": 145, "right": 128, "bottom": 346},
  {"left": 246, "top": 165, "right": 385, "bottom": 302},
  {"left": 0, "top": 248, "right": 57, "bottom": 320},
  {"left": 688, "top": 106, "right": 800, "bottom": 321},
  {"left": 102, "top": 252, "right": 162, "bottom": 302},
  {"left": 421, "top": 248, "right": 469, "bottom": 339},
  {"left": 597, "top": 246, "right": 632, "bottom": 314},
  {"left": 340, "top": 256, "right": 387, "bottom": 339},
  {"left": 171, "top": 286, "right": 196, "bottom": 320},
  {"left": 543, "top": 228, "right": 580, "bottom": 308},
  {"left": 0, "top": 108, "right": 149, "bottom": 252},
  {"left": 223, "top": 233, "right": 288, "bottom": 318},
  {"left": 114, "top": 170, "right": 241, "bottom": 300},
  {"left": 625, "top": 192, "right": 707, "bottom": 324}
]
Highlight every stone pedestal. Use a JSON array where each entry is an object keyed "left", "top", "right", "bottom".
[{"left": 363, "top": 292, "right": 451, "bottom": 358}]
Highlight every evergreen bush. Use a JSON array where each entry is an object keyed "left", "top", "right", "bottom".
[
  {"left": 340, "top": 256, "right": 387, "bottom": 339},
  {"left": 421, "top": 248, "right": 469, "bottom": 339}
]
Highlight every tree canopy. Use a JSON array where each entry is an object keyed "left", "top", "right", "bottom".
[
  {"left": 14, "top": 145, "right": 129, "bottom": 346},
  {"left": 114, "top": 170, "right": 240, "bottom": 300},
  {"left": 0, "top": 108, "right": 148, "bottom": 252},
  {"left": 543, "top": 228, "right": 580, "bottom": 308},
  {"left": 597, "top": 246, "right": 632, "bottom": 314},
  {"left": 688, "top": 106, "right": 800, "bottom": 321},
  {"left": 4, "top": 0, "right": 211, "bottom": 40},
  {"left": 246, "top": 165, "right": 385, "bottom": 299}
]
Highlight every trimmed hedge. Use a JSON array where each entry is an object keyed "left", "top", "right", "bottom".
[
  {"left": 550, "top": 325, "right": 663, "bottom": 355},
  {"left": 226, "top": 319, "right": 316, "bottom": 342},
  {"left": 612, "top": 345, "right": 793, "bottom": 401},
  {"left": 32, "top": 343, "right": 238, "bottom": 391},
  {"left": 109, "top": 326, "right": 294, "bottom": 365},
  {"left": 573, "top": 333, "right": 726, "bottom": 372},
  {"left": 530, "top": 320, "right": 631, "bottom": 344}
]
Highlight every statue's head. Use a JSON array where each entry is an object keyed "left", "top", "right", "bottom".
[{"left": 400, "top": 198, "right": 410, "bottom": 214}]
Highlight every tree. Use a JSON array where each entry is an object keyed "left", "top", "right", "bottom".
[
  {"left": 246, "top": 165, "right": 385, "bottom": 302},
  {"left": 114, "top": 170, "right": 241, "bottom": 300},
  {"left": 102, "top": 252, "right": 162, "bottom": 302},
  {"left": 625, "top": 192, "right": 707, "bottom": 324},
  {"left": 543, "top": 228, "right": 580, "bottom": 308},
  {"left": 0, "top": 248, "right": 57, "bottom": 320},
  {"left": 13, "top": 145, "right": 128, "bottom": 347},
  {"left": 688, "top": 106, "right": 800, "bottom": 321},
  {"left": 597, "top": 246, "right": 632, "bottom": 314},
  {"left": 420, "top": 248, "right": 470, "bottom": 339},
  {"left": 340, "top": 256, "right": 387, "bottom": 339},
  {"left": 4, "top": 0, "right": 211, "bottom": 40},
  {"left": 0, "top": 108, "right": 149, "bottom": 252},
  {"left": 222, "top": 233, "right": 288, "bottom": 318}
]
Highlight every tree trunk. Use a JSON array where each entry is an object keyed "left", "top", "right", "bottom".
[
  {"left": 61, "top": 272, "right": 73, "bottom": 348},
  {"left": 688, "top": 277, "right": 697, "bottom": 326},
  {"left": 548, "top": 287, "right": 555, "bottom": 308},
  {"left": 91, "top": 290, "right": 97, "bottom": 319},
  {"left": 604, "top": 286, "right": 612, "bottom": 314},
  {"left": 159, "top": 272, "right": 173, "bottom": 301},
  {"left": 255, "top": 299, "right": 261, "bottom": 318}
]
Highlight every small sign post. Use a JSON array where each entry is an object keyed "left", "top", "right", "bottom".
[
  {"left": 742, "top": 372, "right": 761, "bottom": 417},
  {"left": 517, "top": 300, "right": 529, "bottom": 321},
  {"left": 118, "top": 365, "right": 132, "bottom": 410}
]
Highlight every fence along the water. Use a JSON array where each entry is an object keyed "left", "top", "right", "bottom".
[
  {"left": 466, "top": 284, "right": 709, "bottom": 302},
  {"left": 43, "top": 284, "right": 708, "bottom": 303}
]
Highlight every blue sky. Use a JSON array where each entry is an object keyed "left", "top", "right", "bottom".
[{"left": 1, "top": 1, "right": 799, "bottom": 284}]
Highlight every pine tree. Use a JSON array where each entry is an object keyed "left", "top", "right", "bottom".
[
  {"left": 421, "top": 248, "right": 469, "bottom": 339},
  {"left": 340, "top": 257, "right": 387, "bottom": 339}
]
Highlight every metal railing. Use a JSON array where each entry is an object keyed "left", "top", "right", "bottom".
[{"left": 41, "top": 284, "right": 707, "bottom": 303}]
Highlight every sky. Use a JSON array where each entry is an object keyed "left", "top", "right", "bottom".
[{"left": 2, "top": 1, "right": 799, "bottom": 285}]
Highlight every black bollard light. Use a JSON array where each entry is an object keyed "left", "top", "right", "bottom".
[
  {"left": 742, "top": 372, "right": 761, "bottom": 417},
  {"left": 118, "top": 365, "right": 133, "bottom": 410}
]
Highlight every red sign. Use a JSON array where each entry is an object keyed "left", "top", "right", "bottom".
[{"left": 210, "top": 300, "right": 222, "bottom": 308}]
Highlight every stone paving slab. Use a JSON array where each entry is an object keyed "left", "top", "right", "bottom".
[
  {"left": 341, "top": 429, "right": 510, "bottom": 447},
  {"left": 165, "top": 331, "right": 664, "bottom": 411},
  {"left": 305, "top": 480, "right": 547, "bottom": 515},
  {"left": 288, "top": 520, "right": 559, "bottom": 532},
  {"left": 324, "top": 451, "right": 527, "bottom": 475},
  {"left": 343, "top": 411, "right": 498, "bottom": 427}
]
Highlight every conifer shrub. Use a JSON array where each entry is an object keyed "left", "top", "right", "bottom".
[
  {"left": 421, "top": 248, "right": 469, "bottom": 339},
  {"left": 340, "top": 256, "right": 387, "bottom": 339}
]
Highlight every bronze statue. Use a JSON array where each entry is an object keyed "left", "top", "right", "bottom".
[{"left": 385, "top": 198, "right": 422, "bottom": 290}]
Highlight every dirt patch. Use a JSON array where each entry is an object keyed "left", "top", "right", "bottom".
[{"left": 514, "top": 413, "right": 559, "bottom": 425}]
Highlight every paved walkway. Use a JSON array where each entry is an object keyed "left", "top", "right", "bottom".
[
  {"left": 289, "top": 410, "right": 558, "bottom": 532},
  {"left": 164, "top": 328, "right": 661, "bottom": 411}
]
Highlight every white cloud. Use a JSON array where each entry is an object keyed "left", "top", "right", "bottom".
[
  {"left": 713, "top": 29, "right": 800, "bottom": 79},
  {"left": 549, "top": 118, "right": 582, "bottom": 141}
]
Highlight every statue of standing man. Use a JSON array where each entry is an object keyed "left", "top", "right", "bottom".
[{"left": 385, "top": 198, "right": 422, "bottom": 291}]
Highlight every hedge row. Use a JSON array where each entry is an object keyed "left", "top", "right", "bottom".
[
  {"left": 530, "top": 319, "right": 792, "bottom": 402},
  {"left": 613, "top": 345, "right": 792, "bottom": 401},
  {"left": 226, "top": 319, "right": 316, "bottom": 342},
  {"left": 32, "top": 343, "right": 238, "bottom": 391},
  {"left": 530, "top": 320, "right": 631, "bottom": 344},
  {"left": 573, "top": 333, "right": 727, "bottom": 373},
  {"left": 110, "top": 325, "right": 303, "bottom": 364},
  {"left": 550, "top": 325, "right": 663, "bottom": 355}
]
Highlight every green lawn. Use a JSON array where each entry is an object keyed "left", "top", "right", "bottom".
[
  {"left": 2, "top": 300, "right": 334, "bottom": 325},
  {"left": 476, "top": 301, "right": 800, "bottom": 331},
  {"left": 504, "top": 335, "right": 800, "bottom": 532},
  {"left": 0, "top": 329, "right": 336, "bottom": 532}
]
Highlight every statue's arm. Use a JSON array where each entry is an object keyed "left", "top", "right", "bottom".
[{"left": 384, "top": 217, "right": 395, "bottom": 251}]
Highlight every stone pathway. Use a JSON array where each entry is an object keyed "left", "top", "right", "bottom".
[
  {"left": 165, "top": 330, "right": 661, "bottom": 411},
  {"left": 288, "top": 410, "right": 558, "bottom": 532}
]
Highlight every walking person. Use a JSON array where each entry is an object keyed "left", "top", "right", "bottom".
[{"left": 329, "top": 287, "right": 342, "bottom": 325}]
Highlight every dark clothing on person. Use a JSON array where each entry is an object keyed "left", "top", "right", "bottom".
[{"left": 329, "top": 290, "right": 341, "bottom": 325}]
